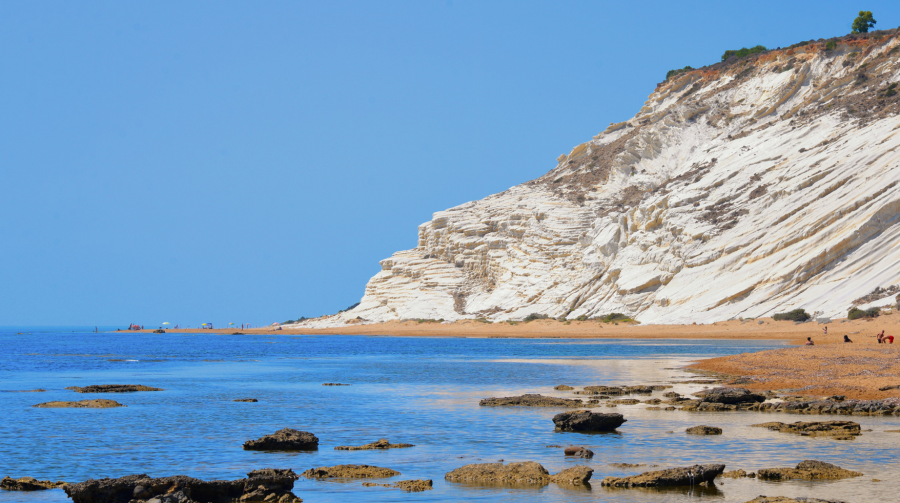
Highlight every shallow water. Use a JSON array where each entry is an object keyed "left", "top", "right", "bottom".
[{"left": 1, "top": 328, "right": 897, "bottom": 503}]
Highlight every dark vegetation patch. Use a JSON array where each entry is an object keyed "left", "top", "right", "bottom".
[
  {"left": 848, "top": 307, "right": 880, "bottom": 320},
  {"left": 722, "top": 45, "right": 768, "bottom": 62},
  {"left": 523, "top": 313, "right": 550, "bottom": 322},
  {"left": 773, "top": 309, "right": 810, "bottom": 322}
]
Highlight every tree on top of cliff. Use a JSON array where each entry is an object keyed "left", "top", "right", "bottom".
[{"left": 851, "top": 11, "right": 876, "bottom": 34}]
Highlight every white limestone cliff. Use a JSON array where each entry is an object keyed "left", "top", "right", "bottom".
[{"left": 298, "top": 32, "right": 900, "bottom": 327}]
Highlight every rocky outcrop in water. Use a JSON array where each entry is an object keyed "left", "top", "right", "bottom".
[
  {"left": 479, "top": 394, "right": 583, "bottom": 407},
  {"left": 301, "top": 465, "right": 399, "bottom": 479},
  {"left": 756, "top": 460, "right": 862, "bottom": 481},
  {"left": 33, "top": 399, "right": 124, "bottom": 409},
  {"left": 694, "top": 387, "right": 765, "bottom": 404},
  {"left": 548, "top": 466, "right": 593, "bottom": 485},
  {"left": 66, "top": 385, "right": 163, "bottom": 393},
  {"left": 243, "top": 429, "right": 318, "bottom": 451},
  {"left": 600, "top": 464, "right": 725, "bottom": 488},
  {"left": 751, "top": 421, "right": 860, "bottom": 439},
  {"left": 554, "top": 385, "right": 574, "bottom": 390},
  {"left": 686, "top": 425, "right": 722, "bottom": 435},
  {"left": 233, "top": 399, "right": 258, "bottom": 403},
  {"left": 363, "top": 480, "right": 433, "bottom": 492},
  {"left": 445, "top": 462, "right": 549, "bottom": 486},
  {"left": 322, "top": 383, "right": 350, "bottom": 386},
  {"left": 576, "top": 385, "right": 666, "bottom": 396},
  {"left": 63, "top": 469, "right": 302, "bottom": 503},
  {"left": 1, "top": 476, "right": 66, "bottom": 491},
  {"left": 563, "top": 446, "right": 594, "bottom": 458},
  {"left": 334, "top": 439, "right": 414, "bottom": 450},
  {"left": 721, "top": 469, "right": 755, "bottom": 478},
  {"left": 552, "top": 410, "right": 626, "bottom": 432}
]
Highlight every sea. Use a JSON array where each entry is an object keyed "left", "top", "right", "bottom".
[{"left": 1, "top": 327, "right": 897, "bottom": 503}]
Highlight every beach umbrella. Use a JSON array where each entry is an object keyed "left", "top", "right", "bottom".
[
  {"left": 162, "top": 322, "right": 170, "bottom": 325},
  {"left": 202, "top": 323, "right": 207, "bottom": 326},
  {"left": 229, "top": 322, "right": 234, "bottom": 325}
]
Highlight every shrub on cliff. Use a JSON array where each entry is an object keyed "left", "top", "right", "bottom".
[
  {"left": 523, "top": 313, "right": 549, "bottom": 322},
  {"left": 666, "top": 65, "right": 694, "bottom": 80},
  {"left": 772, "top": 309, "right": 810, "bottom": 322},
  {"left": 721, "top": 45, "right": 767, "bottom": 62},
  {"left": 600, "top": 313, "right": 631, "bottom": 323},
  {"left": 848, "top": 307, "right": 880, "bottom": 320},
  {"left": 851, "top": 10, "right": 876, "bottom": 34}
]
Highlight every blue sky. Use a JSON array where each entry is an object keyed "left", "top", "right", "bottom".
[{"left": 2, "top": 1, "right": 898, "bottom": 326}]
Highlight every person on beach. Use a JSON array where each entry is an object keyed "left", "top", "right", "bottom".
[
  {"left": 877, "top": 330, "right": 885, "bottom": 343},
  {"left": 823, "top": 326, "right": 827, "bottom": 335},
  {"left": 843, "top": 335, "right": 853, "bottom": 343},
  {"left": 806, "top": 337, "right": 814, "bottom": 345}
]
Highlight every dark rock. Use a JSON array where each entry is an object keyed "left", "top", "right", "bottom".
[
  {"left": 480, "top": 394, "right": 583, "bottom": 407},
  {"left": 63, "top": 469, "right": 302, "bottom": 503},
  {"left": 686, "top": 425, "right": 722, "bottom": 435},
  {"left": 600, "top": 464, "right": 725, "bottom": 487},
  {"left": 322, "top": 383, "right": 350, "bottom": 386},
  {"left": 721, "top": 469, "right": 755, "bottom": 478},
  {"left": 301, "top": 465, "right": 399, "bottom": 479},
  {"left": 1, "top": 476, "right": 66, "bottom": 491},
  {"left": 66, "top": 385, "right": 164, "bottom": 393},
  {"left": 693, "top": 387, "right": 765, "bottom": 404},
  {"left": 33, "top": 399, "right": 124, "bottom": 409},
  {"left": 233, "top": 399, "right": 258, "bottom": 403},
  {"left": 243, "top": 429, "right": 318, "bottom": 451},
  {"left": 751, "top": 421, "right": 860, "bottom": 439},
  {"left": 553, "top": 410, "right": 626, "bottom": 432},
  {"left": 391, "top": 480, "right": 432, "bottom": 492},
  {"left": 334, "top": 438, "right": 414, "bottom": 450},
  {"left": 554, "top": 385, "right": 574, "bottom": 390},
  {"left": 152, "top": 329, "right": 165, "bottom": 334},
  {"left": 563, "top": 446, "right": 594, "bottom": 458},
  {"left": 757, "top": 460, "right": 862, "bottom": 481},
  {"left": 611, "top": 399, "right": 640, "bottom": 405}
]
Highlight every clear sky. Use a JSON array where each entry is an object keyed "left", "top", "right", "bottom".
[{"left": 2, "top": 1, "right": 898, "bottom": 327}]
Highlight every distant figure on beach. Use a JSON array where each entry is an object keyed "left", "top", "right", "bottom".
[
  {"left": 823, "top": 326, "right": 827, "bottom": 335},
  {"left": 805, "top": 337, "right": 814, "bottom": 345},
  {"left": 877, "top": 330, "right": 885, "bottom": 343},
  {"left": 843, "top": 335, "right": 853, "bottom": 343},
  {"left": 879, "top": 330, "right": 895, "bottom": 344}
]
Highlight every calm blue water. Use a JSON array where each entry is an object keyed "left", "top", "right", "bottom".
[{"left": 1, "top": 328, "right": 897, "bottom": 503}]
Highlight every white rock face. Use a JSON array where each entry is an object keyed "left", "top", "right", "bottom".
[{"left": 299, "top": 35, "right": 900, "bottom": 327}]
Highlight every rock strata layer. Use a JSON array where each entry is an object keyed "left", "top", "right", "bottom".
[
  {"left": 751, "top": 421, "right": 860, "bottom": 439},
  {"left": 600, "top": 464, "right": 725, "bottom": 488},
  {"left": 63, "top": 469, "right": 302, "bottom": 503},
  {"left": 334, "top": 439, "right": 414, "bottom": 451},
  {"left": 553, "top": 410, "right": 626, "bottom": 432},
  {"left": 479, "top": 394, "right": 583, "bottom": 407},
  {"left": 1, "top": 476, "right": 66, "bottom": 491},
  {"left": 756, "top": 460, "right": 863, "bottom": 481},
  {"left": 301, "top": 465, "right": 399, "bottom": 479},
  {"left": 66, "top": 385, "right": 163, "bottom": 393},
  {"left": 243, "top": 429, "right": 319, "bottom": 451},
  {"left": 33, "top": 399, "right": 124, "bottom": 409}
]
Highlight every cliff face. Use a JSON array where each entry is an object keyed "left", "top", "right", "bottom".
[{"left": 305, "top": 32, "right": 900, "bottom": 326}]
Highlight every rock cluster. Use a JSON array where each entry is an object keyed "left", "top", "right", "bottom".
[
  {"left": 552, "top": 410, "right": 626, "bottom": 432},
  {"left": 1, "top": 476, "right": 66, "bottom": 491},
  {"left": 334, "top": 438, "right": 414, "bottom": 451},
  {"left": 563, "top": 446, "right": 594, "bottom": 458},
  {"left": 694, "top": 387, "right": 765, "bottom": 404},
  {"left": 33, "top": 399, "right": 124, "bottom": 409},
  {"left": 66, "top": 385, "right": 163, "bottom": 393},
  {"left": 756, "top": 460, "right": 863, "bottom": 481},
  {"left": 362, "top": 480, "right": 432, "bottom": 492},
  {"left": 575, "top": 385, "right": 667, "bottom": 396},
  {"left": 553, "top": 385, "right": 574, "bottom": 390},
  {"left": 63, "top": 469, "right": 302, "bottom": 503},
  {"left": 243, "top": 429, "right": 319, "bottom": 451},
  {"left": 751, "top": 421, "right": 860, "bottom": 439},
  {"left": 301, "top": 465, "right": 399, "bottom": 479},
  {"left": 600, "top": 464, "right": 725, "bottom": 488},
  {"left": 479, "top": 394, "right": 583, "bottom": 407},
  {"left": 233, "top": 399, "right": 258, "bottom": 403}
]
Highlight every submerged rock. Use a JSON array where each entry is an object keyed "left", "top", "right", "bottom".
[
  {"left": 611, "top": 399, "right": 640, "bottom": 405},
  {"left": 445, "top": 462, "right": 550, "bottom": 486},
  {"left": 322, "top": 383, "right": 350, "bottom": 386},
  {"left": 301, "top": 465, "right": 399, "bottom": 479},
  {"left": 600, "top": 464, "right": 725, "bottom": 488},
  {"left": 392, "top": 480, "right": 433, "bottom": 492},
  {"left": 744, "top": 497, "right": 849, "bottom": 503},
  {"left": 751, "top": 421, "right": 860, "bottom": 439},
  {"left": 721, "top": 469, "right": 755, "bottom": 478},
  {"left": 233, "top": 399, "right": 258, "bottom": 403},
  {"left": 479, "top": 394, "right": 583, "bottom": 407},
  {"left": 33, "top": 399, "right": 124, "bottom": 409},
  {"left": 554, "top": 385, "right": 574, "bottom": 390},
  {"left": 1, "top": 476, "right": 66, "bottom": 491},
  {"left": 686, "top": 425, "right": 722, "bottom": 435},
  {"left": 548, "top": 466, "right": 593, "bottom": 485},
  {"left": 576, "top": 385, "right": 665, "bottom": 396},
  {"left": 563, "top": 446, "right": 594, "bottom": 458},
  {"left": 63, "top": 469, "right": 302, "bottom": 503},
  {"left": 552, "top": 410, "right": 626, "bottom": 432},
  {"left": 756, "top": 460, "right": 862, "bottom": 481},
  {"left": 243, "top": 429, "right": 319, "bottom": 451},
  {"left": 694, "top": 387, "right": 765, "bottom": 404},
  {"left": 66, "top": 385, "right": 163, "bottom": 393},
  {"left": 334, "top": 438, "right": 414, "bottom": 451}
]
